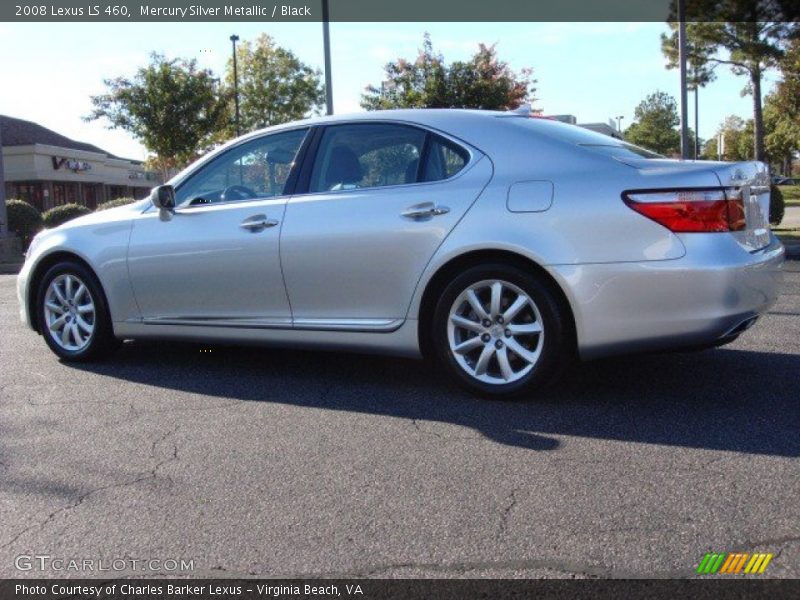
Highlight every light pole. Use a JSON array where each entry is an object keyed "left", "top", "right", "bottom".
[
  {"left": 693, "top": 81, "right": 699, "bottom": 160},
  {"left": 230, "top": 34, "right": 241, "bottom": 137},
  {"left": 615, "top": 115, "right": 624, "bottom": 133},
  {"left": 677, "top": 0, "right": 690, "bottom": 159},
  {"left": 322, "top": 0, "right": 333, "bottom": 115},
  {"left": 0, "top": 120, "right": 7, "bottom": 238}
]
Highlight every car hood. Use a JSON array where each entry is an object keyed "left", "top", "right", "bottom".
[{"left": 54, "top": 198, "right": 150, "bottom": 231}]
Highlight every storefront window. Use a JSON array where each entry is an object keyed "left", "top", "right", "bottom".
[
  {"left": 109, "top": 186, "right": 129, "bottom": 200},
  {"left": 82, "top": 184, "right": 99, "bottom": 209},
  {"left": 53, "top": 183, "right": 66, "bottom": 206},
  {"left": 11, "top": 182, "right": 44, "bottom": 211}
]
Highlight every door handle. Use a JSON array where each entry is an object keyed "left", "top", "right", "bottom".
[
  {"left": 401, "top": 202, "right": 450, "bottom": 220},
  {"left": 240, "top": 214, "right": 278, "bottom": 232}
]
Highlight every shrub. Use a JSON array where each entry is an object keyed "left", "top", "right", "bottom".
[
  {"left": 770, "top": 185, "right": 785, "bottom": 226},
  {"left": 42, "top": 203, "right": 92, "bottom": 229},
  {"left": 96, "top": 197, "right": 136, "bottom": 211},
  {"left": 6, "top": 199, "right": 44, "bottom": 249}
]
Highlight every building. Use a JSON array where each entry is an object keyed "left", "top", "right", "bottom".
[
  {"left": 546, "top": 114, "right": 624, "bottom": 140},
  {"left": 1, "top": 115, "right": 157, "bottom": 211},
  {"left": 579, "top": 121, "right": 624, "bottom": 140}
]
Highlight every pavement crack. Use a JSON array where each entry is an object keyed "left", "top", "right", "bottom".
[
  {"left": 411, "top": 418, "right": 443, "bottom": 439},
  {"left": 497, "top": 488, "right": 519, "bottom": 538},
  {"left": 207, "top": 565, "right": 262, "bottom": 577},
  {"left": 739, "top": 534, "right": 800, "bottom": 551},
  {"left": 1, "top": 426, "right": 180, "bottom": 550}
]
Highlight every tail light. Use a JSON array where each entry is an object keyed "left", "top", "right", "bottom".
[{"left": 622, "top": 188, "right": 745, "bottom": 233}]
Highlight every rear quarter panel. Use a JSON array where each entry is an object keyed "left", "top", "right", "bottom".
[{"left": 405, "top": 118, "right": 732, "bottom": 347}]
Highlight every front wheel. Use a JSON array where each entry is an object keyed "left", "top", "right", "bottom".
[
  {"left": 36, "top": 261, "right": 119, "bottom": 361},
  {"left": 432, "top": 264, "right": 571, "bottom": 398}
]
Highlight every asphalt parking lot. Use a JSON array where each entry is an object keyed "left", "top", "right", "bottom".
[{"left": 0, "top": 262, "right": 798, "bottom": 579}]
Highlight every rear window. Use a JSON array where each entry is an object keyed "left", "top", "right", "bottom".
[
  {"left": 422, "top": 135, "right": 470, "bottom": 182},
  {"left": 579, "top": 143, "right": 662, "bottom": 159},
  {"left": 501, "top": 116, "right": 662, "bottom": 159}
]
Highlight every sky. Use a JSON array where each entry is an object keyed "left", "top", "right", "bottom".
[{"left": 0, "top": 21, "right": 779, "bottom": 160}]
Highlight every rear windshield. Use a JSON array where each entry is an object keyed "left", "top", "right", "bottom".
[
  {"left": 500, "top": 115, "right": 662, "bottom": 158},
  {"left": 579, "top": 143, "right": 662, "bottom": 159}
]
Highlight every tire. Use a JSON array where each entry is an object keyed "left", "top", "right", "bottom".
[
  {"left": 36, "top": 261, "right": 119, "bottom": 361},
  {"left": 431, "top": 263, "right": 571, "bottom": 398}
]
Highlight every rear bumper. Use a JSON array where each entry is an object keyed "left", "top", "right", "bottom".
[{"left": 550, "top": 233, "right": 785, "bottom": 360}]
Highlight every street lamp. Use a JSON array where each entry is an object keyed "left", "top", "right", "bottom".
[
  {"left": 677, "top": 0, "right": 690, "bottom": 159},
  {"left": 615, "top": 115, "right": 624, "bottom": 133},
  {"left": 230, "top": 34, "right": 241, "bottom": 137},
  {"left": 0, "top": 120, "right": 7, "bottom": 238},
  {"left": 322, "top": 0, "right": 333, "bottom": 115}
]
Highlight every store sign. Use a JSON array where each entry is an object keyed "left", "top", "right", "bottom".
[{"left": 52, "top": 157, "right": 91, "bottom": 172}]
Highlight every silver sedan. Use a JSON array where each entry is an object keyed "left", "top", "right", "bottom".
[{"left": 17, "top": 109, "right": 785, "bottom": 397}]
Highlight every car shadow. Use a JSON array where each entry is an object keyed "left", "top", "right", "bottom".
[{"left": 69, "top": 342, "right": 799, "bottom": 457}]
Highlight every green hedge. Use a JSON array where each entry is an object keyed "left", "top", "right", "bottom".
[
  {"left": 96, "top": 197, "right": 136, "bottom": 211},
  {"left": 42, "top": 203, "right": 92, "bottom": 229},
  {"left": 6, "top": 199, "right": 43, "bottom": 249},
  {"left": 770, "top": 185, "right": 785, "bottom": 226}
]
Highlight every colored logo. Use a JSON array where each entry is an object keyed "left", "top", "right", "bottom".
[{"left": 697, "top": 552, "right": 773, "bottom": 574}]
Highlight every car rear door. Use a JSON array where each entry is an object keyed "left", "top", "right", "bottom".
[{"left": 280, "top": 122, "right": 493, "bottom": 328}]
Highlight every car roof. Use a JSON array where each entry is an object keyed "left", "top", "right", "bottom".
[{"left": 240, "top": 108, "right": 507, "bottom": 139}]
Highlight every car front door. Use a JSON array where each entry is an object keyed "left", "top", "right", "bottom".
[
  {"left": 280, "top": 122, "right": 493, "bottom": 329},
  {"left": 127, "top": 128, "right": 309, "bottom": 326}
]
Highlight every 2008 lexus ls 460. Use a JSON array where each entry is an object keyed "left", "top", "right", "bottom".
[{"left": 17, "top": 109, "right": 785, "bottom": 397}]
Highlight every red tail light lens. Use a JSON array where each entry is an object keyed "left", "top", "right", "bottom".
[{"left": 623, "top": 188, "right": 745, "bottom": 233}]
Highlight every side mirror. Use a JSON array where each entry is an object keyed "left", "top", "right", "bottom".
[{"left": 150, "top": 185, "right": 176, "bottom": 212}]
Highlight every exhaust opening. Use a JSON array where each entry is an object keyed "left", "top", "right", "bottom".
[{"left": 722, "top": 316, "right": 759, "bottom": 339}]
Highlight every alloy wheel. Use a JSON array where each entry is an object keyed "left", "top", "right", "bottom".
[
  {"left": 43, "top": 273, "right": 96, "bottom": 352},
  {"left": 447, "top": 279, "right": 544, "bottom": 385}
]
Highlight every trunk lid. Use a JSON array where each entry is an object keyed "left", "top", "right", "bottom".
[{"left": 712, "top": 161, "right": 771, "bottom": 251}]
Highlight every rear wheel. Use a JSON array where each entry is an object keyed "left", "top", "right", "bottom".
[
  {"left": 37, "top": 261, "right": 119, "bottom": 361},
  {"left": 432, "top": 264, "right": 570, "bottom": 398}
]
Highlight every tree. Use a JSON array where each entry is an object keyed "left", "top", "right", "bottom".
[
  {"left": 703, "top": 115, "right": 754, "bottom": 161},
  {"left": 666, "top": 2, "right": 796, "bottom": 161},
  {"left": 361, "top": 34, "right": 535, "bottom": 111},
  {"left": 228, "top": 34, "right": 324, "bottom": 132},
  {"left": 764, "top": 97, "right": 799, "bottom": 174},
  {"left": 661, "top": 22, "right": 718, "bottom": 157},
  {"left": 772, "top": 36, "right": 800, "bottom": 121},
  {"left": 766, "top": 37, "right": 800, "bottom": 173},
  {"left": 661, "top": 23, "right": 718, "bottom": 89},
  {"left": 87, "top": 53, "right": 228, "bottom": 175},
  {"left": 624, "top": 91, "right": 682, "bottom": 155}
]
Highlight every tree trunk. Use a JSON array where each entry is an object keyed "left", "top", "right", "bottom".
[{"left": 751, "top": 67, "right": 766, "bottom": 162}]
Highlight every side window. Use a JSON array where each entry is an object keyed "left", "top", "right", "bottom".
[
  {"left": 422, "top": 135, "right": 470, "bottom": 182},
  {"left": 309, "top": 124, "right": 427, "bottom": 193},
  {"left": 175, "top": 128, "right": 308, "bottom": 207}
]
